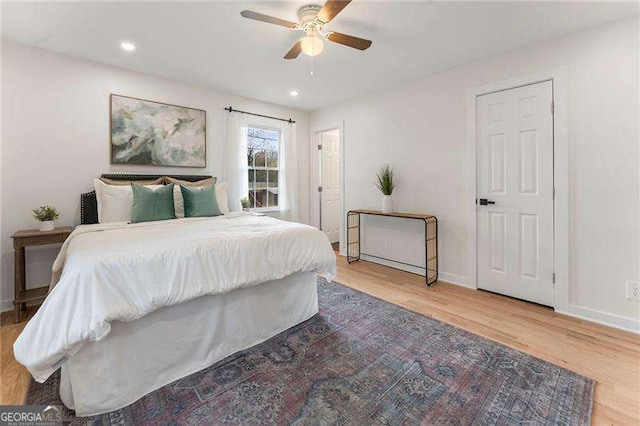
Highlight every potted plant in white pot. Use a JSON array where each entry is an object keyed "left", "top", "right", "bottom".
[
  {"left": 241, "top": 197, "right": 250, "bottom": 212},
  {"left": 375, "top": 165, "right": 395, "bottom": 213},
  {"left": 32, "top": 205, "right": 60, "bottom": 232}
]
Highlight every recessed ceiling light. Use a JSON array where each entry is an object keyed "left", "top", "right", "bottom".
[
  {"left": 290, "top": 90, "right": 299, "bottom": 97},
  {"left": 120, "top": 41, "right": 136, "bottom": 52}
]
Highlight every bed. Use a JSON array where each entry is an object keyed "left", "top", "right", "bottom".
[{"left": 14, "top": 174, "right": 336, "bottom": 416}]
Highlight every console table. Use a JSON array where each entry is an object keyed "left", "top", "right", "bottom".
[
  {"left": 11, "top": 227, "right": 72, "bottom": 322},
  {"left": 346, "top": 210, "right": 438, "bottom": 285}
]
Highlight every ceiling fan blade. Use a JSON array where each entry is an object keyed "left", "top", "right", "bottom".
[
  {"left": 327, "top": 32, "right": 372, "bottom": 50},
  {"left": 284, "top": 40, "right": 302, "bottom": 60},
  {"left": 317, "top": 0, "right": 352, "bottom": 23},
  {"left": 240, "top": 10, "right": 298, "bottom": 29}
]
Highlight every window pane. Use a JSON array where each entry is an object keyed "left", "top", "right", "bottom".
[
  {"left": 247, "top": 136, "right": 256, "bottom": 149},
  {"left": 268, "top": 170, "right": 279, "bottom": 188},
  {"left": 266, "top": 150, "right": 278, "bottom": 168},
  {"left": 256, "top": 170, "right": 267, "bottom": 189},
  {"left": 264, "top": 139, "right": 278, "bottom": 151},
  {"left": 254, "top": 150, "right": 266, "bottom": 167},
  {"left": 255, "top": 189, "right": 267, "bottom": 208},
  {"left": 249, "top": 127, "right": 265, "bottom": 139},
  {"left": 247, "top": 147, "right": 254, "bottom": 166},
  {"left": 248, "top": 169, "right": 255, "bottom": 189},
  {"left": 246, "top": 126, "right": 281, "bottom": 209},
  {"left": 268, "top": 188, "right": 278, "bottom": 207},
  {"left": 248, "top": 137, "right": 263, "bottom": 151}
]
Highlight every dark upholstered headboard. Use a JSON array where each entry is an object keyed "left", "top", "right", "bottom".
[{"left": 80, "top": 174, "right": 214, "bottom": 225}]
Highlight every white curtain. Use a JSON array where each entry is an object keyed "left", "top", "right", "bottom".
[
  {"left": 223, "top": 112, "right": 298, "bottom": 221},
  {"left": 279, "top": 121, "right": 299, "bottom": 222},
  {"left": 223, "top": 112, "right": 249, "bottom": 212}
]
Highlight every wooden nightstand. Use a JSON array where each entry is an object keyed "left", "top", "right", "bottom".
[{"left": 11, "top": 227, "right": 72, "bottom": 322}]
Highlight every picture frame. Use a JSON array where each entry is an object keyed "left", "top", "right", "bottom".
[{"left": 110, "top": 94, "right": 206, "bottom": 168}]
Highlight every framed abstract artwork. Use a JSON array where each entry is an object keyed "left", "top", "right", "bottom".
[{"left": 110, "top": 94, "right": 206, "bottom": 167}]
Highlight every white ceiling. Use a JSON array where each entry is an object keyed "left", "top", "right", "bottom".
[{"left": 2, "top": 1, "right": 638, "bottom": 111}]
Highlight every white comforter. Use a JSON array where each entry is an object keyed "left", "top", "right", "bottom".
[{"left": 14, "top": 213, "right": 336, "bottom": 382}]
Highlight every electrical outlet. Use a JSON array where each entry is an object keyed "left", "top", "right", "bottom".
[
  {"left": 385, "top": 239, "right": 392, "bottom": 249},
  {"left": 626, "top": 281, "right": 640, "bottom": 301}
]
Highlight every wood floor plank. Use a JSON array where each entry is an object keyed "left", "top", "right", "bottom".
[
  {"left": 1, "top": 253, "right": 638, "bottom": 425},
  {"left": 1, "top": 320, "right": 30, "bottom": 405}
]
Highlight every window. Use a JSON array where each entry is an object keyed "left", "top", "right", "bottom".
[{"left": 247, "top": 126, "right": 280, "bottom": 209}]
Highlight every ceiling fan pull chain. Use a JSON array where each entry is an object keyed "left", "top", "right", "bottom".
[{"left": 310, "top": 56, "right": 315, "bottom": 76}]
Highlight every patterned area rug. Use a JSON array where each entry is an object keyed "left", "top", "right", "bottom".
[{"left": 27, "top": 279, "right": 594, "bottom": 425}]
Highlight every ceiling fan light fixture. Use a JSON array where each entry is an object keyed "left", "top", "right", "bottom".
[{"left": 300, "top": 35, "right": 324, "bottom": 57}]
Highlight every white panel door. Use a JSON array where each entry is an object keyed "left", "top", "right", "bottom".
[
  {"left": 476, "top": 81, "right": 554, "bottom": 306},
  {"left": 320, "top": 131, "right": 340, "bottom": 243}
]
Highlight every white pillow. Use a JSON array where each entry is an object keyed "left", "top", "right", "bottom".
[
  {"left": 173, "top": 185, "right": 185, "bottom": 218},
  {"left": 216, "top": 183, "right": 229, "bottom": 215},
  {"left": 93, "top": 179, "right": 164, "bottom": 223},
  {"left": 173, "top": 182, "right": 229, "bottom": 218}
]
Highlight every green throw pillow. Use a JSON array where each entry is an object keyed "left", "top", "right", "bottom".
[
  {"left": 131, "top": 183, "right": 176, "bottom": 223},
  {"left": 180, "top": 184, "right": 222, "bottom": 218}
]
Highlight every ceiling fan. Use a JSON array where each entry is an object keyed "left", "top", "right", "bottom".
[{"left": 240, "top": 0, "right": 372, "bottom": 59}]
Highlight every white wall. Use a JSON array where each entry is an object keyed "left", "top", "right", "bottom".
[
  {"left": 0, "top": 41, "right": 311, "bottom": 310},
  {"left": 310, "top": 17, "right": 640, "bottom": 331}
]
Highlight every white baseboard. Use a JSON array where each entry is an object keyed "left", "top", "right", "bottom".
[
  {"left": 352, "top": 255, "right": 640, "bottom": 334},
  {"left": 359, "top": 254, "right": 471, "bottom": 289},
  {"left": 1, "top": 299, "right": 13, "bottom": 313},
  {"left": 438, "top": 272, "right": 473, "bottom": 289},
  {"left": 1, "top": 298, "right": 41, "bottom": 313},
  {"left": 360, "top": 254, "right": 424, "bottom": 275},
  {"left": 556, "top": 305, "right": 640, "bottom": 334}
]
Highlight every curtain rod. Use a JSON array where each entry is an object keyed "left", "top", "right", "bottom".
[{"left": 224, "top": 106, "right": 295, "bottom": 124}]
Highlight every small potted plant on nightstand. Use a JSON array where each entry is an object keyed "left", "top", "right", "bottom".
[
  {"left": 241, "top": 197, "right": 250, "bottom": 212},
  {"left": 32, "top": 205, "right": 60, "bottom": 232},
  {"left": 375, "top": 165, "right": 395, "bottom": 213}
]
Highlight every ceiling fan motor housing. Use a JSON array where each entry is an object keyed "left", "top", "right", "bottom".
[{"left": 298, "top": 5, "right": 322, "bottom": 25}]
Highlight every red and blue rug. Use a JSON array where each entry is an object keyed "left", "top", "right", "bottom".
[{"left": 27, "top": 279, "right": 594, "bottom": 425}]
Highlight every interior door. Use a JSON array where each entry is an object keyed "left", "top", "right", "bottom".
[
  {"left": 320, "top": 131, "right": 340, "bottom": 243},
  {"left": 476, "top": 81, "right": 554, "bottom": 306}
]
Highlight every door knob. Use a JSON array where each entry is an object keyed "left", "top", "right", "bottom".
[{"left": 478, "top": 199, "right": 496, "bottom": 206}]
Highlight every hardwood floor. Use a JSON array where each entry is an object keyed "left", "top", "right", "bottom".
[
  {"left": 1, "top": 253, "right": 639, "bottom": 424},
  {"left": 1, "top": 307, "right": 36, "bottom": 405}
]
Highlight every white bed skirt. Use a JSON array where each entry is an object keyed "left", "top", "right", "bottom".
[{"left": 59, "top": 271, "right": 319, "bottom": 416}]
